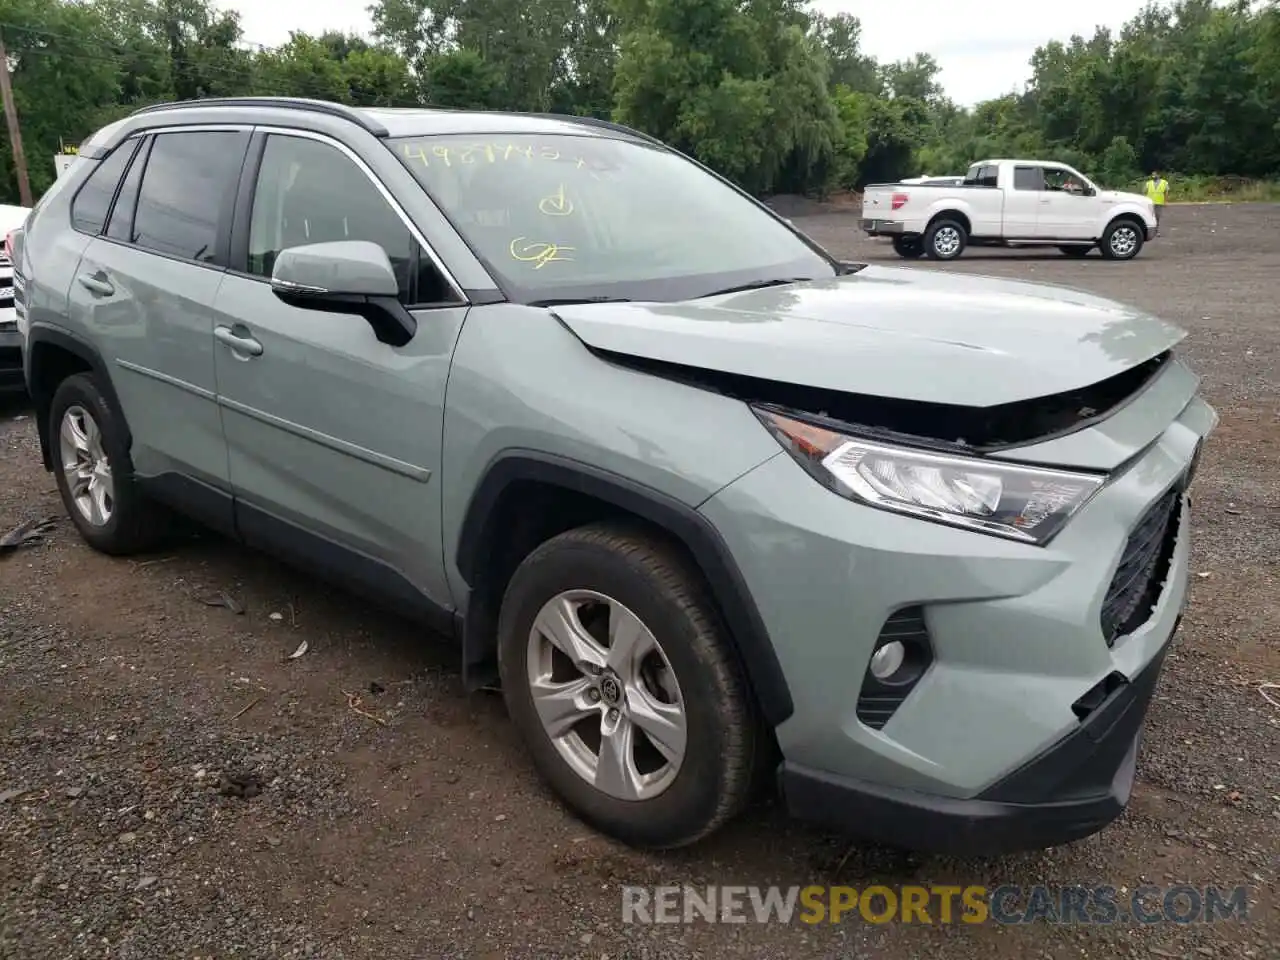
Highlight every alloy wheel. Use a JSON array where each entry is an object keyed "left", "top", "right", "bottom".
[
  {"left": 526, "top": 589, "right": 687, "bottom": 801},
  {"left": 59, "top": 405, "right": 114, "bottom": 527}
]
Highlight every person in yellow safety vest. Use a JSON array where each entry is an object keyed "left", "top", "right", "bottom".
[{"left": 1144, "top": 170, "right": 1169, "bottom": 235}]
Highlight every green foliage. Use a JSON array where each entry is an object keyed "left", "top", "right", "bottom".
[{"left": 0, "top": 0, "right": 1277, "bottom": 204}]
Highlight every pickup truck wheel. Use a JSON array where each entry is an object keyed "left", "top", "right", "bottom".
[
  {"left": 924, "top": 220, "right": 967, "bottom": 260},
  {"left": 49, "top": 373, "right": 172, "bottom": 555},
  {"left": 496, "top": 523, "right": 757, "bottom": 849},
  {"left": 891, "top": 237, "right": 924, "bottom": 259},
  {"left": 1101, "top": 220, "right": 1144, "bottom": 260},
  {"left": 1058, "top": 245, "right": 1092, "bottom": 258}
]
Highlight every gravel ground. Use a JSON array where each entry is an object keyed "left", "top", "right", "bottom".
[{"left": 1, "top": 202, "right": 1277, "bottom": 959}]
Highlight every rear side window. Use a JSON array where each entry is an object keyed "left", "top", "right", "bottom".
[
  {"left": 106, "top": 137, "right": 151, "bottom": 241},
  {"left": 1013, "top": 166, "right": 1044, "bottom": 191},
  {"left": 132, "top": 131, "right": 249, "bottom": 263},
  {"left": 70, "top": 139, "right": 141, "bottom": 235}
]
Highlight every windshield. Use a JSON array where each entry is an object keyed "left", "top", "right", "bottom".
[{"left": 388, "top": 133, "right": 835, "bottom": 303}]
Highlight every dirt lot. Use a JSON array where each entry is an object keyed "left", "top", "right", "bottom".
[{"left": 1, "top": 203, "right": 1277, "bottom": 959}]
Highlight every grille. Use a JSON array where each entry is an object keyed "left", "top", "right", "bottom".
[
  {"left": 855, "top": 606, "right": 930, "bottom": 730},
  {"left": 1100, "top": 487, "right": 1181, "bottom": 645}
]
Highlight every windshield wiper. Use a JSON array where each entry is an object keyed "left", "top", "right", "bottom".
[
  {"left": 698, "top": 277, "right": 812, "bottom": 298},
  {"left": 528, "top": 296, "right": 634, "bottom": 307}
]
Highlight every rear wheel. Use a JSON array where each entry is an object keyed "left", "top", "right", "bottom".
[
  {"left": 49, "top": 373, "right": 171, "bottom": 555},
  {"left": 1058, "top": 244, "right": 1092, "bottom": 258},
  {"left": 924, "top": 219, "right": 967, "bottom": 260},
  {"left": 891, "top": 237, "right": 925, "bottom": 259},
  {"left": 1100, "top": 219, "right": 1144, "bottom": 260},
  {"left": 497, "top": 523, "right": 757, "bottom": 849}
]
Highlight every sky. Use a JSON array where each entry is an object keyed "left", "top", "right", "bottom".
[{"left": 214, "top": 0, "right": 1155, "bottom": 107}]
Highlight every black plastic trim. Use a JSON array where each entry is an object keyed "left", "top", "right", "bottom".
[
  {"left": 137, "top": 472, "right": 236, "bottom": 539},
  {"left": 24, "top": 325, "right": 128, "bottom": 472},
  {"left": 228, "top": 131, "right": 267, "bottom": 274},
  {"left": 235, "top": 498, "right": 456, "bottom": 638},
  {"left": 782, "top": 624, "right": 1177, "bottom": 856},
  {"left": 455, "top": 451, "right": 794, "bottom": 727},
  {"left": 130, "top": 98, "right": 391, "bottom": 138}
]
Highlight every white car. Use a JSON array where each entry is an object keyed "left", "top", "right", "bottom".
[
  {"left": 862, "top": 159, "right": 1157, "bottom": 261},
  {"left": 1, "top": 202, "right": 30, "bottom": 393}
]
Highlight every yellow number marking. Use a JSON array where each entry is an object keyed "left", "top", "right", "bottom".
[
  {"left": 538, "top": 184, "right": 574, "bottom": 216},
  {"left": 509, "top": 237, "right": 575, "bottom": 269}
]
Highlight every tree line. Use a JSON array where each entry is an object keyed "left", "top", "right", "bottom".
[{"left": 1, "top": 0, "right": 1277, "bottom": 205}]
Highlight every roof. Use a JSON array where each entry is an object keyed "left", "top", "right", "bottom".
[{"left": 112, "top": 97, "right": 654, "bottom": 144}]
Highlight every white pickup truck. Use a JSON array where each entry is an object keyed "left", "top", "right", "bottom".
[{"left": 862, "top": 159, "right": 1157, "bottom": 262}]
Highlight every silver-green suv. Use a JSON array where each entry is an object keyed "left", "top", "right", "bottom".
[{"left": 15, "top": 98, "right": 1216, "bottom": 854}]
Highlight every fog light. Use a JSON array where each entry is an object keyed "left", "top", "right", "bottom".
[{"left": 869, "top": 641, "right": 905, "bottom": 680}]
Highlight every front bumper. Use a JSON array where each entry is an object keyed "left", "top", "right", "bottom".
[
  {"left": 699, "top": 393, "right": 1214, "bottom": 854},
  {"left": 781, "top": 619, "right": 1175, "bottom": 856},
  {"left": 0, "top": 327, "right": 23, "bottom": 392}
]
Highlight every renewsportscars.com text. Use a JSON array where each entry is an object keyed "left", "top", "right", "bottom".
[{"left": 620, "top": 884, "right": 1251, "bottom": 926}]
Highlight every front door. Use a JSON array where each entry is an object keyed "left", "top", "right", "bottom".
[
  {"left": 212, "top": 131, "right": 468, "bottom": 616},
  {"left": 1036, "top": 167, "right": 1096, "bottom": 240}
]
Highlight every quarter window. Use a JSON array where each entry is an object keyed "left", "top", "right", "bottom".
[
  {"left": 70, "top": 138, "right": 141, "bottom": 235},
  {"left": 247, "top": 134, "right": 454, "bottom": 306},
  {"left": 132, "top": 131, "right": 248, "bottom": 263}
]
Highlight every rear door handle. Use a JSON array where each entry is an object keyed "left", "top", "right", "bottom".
[
  {"left": 215, "top": 324, "right": 264, "bottom": 357},
  {"left": 77, "top": 273, "right": 114, "bottom": 297}
]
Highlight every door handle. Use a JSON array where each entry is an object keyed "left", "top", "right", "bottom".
[
  {"left": 1039, "top": 199, "right": 1051, "bottom": 204},
  {"left": 215, "top": 324, "right": 264, "bottom": 357},
  {"left": 77, "top": 273, "right": 114, "bottom": 297}
]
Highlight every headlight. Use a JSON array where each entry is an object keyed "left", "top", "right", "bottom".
[{"left": 754, "top": 407, "right": 1106, "bottom": 545}]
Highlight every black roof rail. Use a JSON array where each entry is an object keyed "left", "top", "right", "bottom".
[
  {"left": 524, "top": 113, "right": 665, "bottom": 146},
  {"left": 129, "top": 97, "right": 390, "bottom": 137}
]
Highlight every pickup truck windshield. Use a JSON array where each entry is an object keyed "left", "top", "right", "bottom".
[{"left": 388, "top": 134, "right": 834, "bottom": 303}]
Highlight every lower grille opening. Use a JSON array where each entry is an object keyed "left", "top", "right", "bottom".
[
  {"left": 856, "top": 606, "right": 933, "bottom": 730},
  {"left": 1100, "top": 488, "right": 1181, "bottom": 646}
]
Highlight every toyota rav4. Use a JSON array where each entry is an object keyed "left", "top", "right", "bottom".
[{"left": 14, "top": 97, "right": 1215, "bottom": 854}]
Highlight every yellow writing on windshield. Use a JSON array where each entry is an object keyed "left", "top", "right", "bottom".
[
  {"left": 538, "top": 184, "right": 574, "bottom": 216},
  {"left": 510, "top": 237, "right": 575, "bottom": 269},
  {"left": 402, "top": 141, "right": 594, "bottom": 171}
]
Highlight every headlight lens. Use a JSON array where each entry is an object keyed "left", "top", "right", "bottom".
[{"left": 754, "top": 407, "right": 1106, "bottom": 544}]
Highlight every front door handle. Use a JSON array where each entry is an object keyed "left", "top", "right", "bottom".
[
  {"left": 77, "top": 272, "right": 114, "bottom": 297},
  {"left": 215, "top": 324, "right": 264, "bottom": 358}
]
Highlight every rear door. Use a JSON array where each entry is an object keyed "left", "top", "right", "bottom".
[
  {"left": 65, "top": 127, "right": 250, "bottom": 532},
  {"left": 211, "top": 129, "right": 468, "bottom": 616},
  {"left": 1003, "top": 165, "right": 1045, "bottom": 239}
]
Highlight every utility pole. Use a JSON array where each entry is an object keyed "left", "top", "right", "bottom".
[{"left": 0, "top": 32, "right": 33, "bottom": 207}]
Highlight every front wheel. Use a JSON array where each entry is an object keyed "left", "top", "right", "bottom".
[
  {"left": 1100, "top": 220, "right": 1145, "bottom": 260},
  {"left": 891, "top": 237, "right": 925, "bottom": 259},
  {"left": 497, "top": 523, "right": 758, "bottom": 849},
  {"left": 924, "top": 219, "right": 967, "bottom": 260}
]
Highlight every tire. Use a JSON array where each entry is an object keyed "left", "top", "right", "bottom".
[
  {"left": 496, "top": 523, "right": 757, "bottom": 849},
  {"left": 49, "top": 373, "right": 171, "bottom": 555},
  {"left": 924, "top": 219, "right": 967, "bottom": 260},
  {"left": 891, "top": 237, "right": 925, "bottom": 259},
  {"left": 1100, "top": 219, "right": 1144, "bottom": 260},
  {"left": 1058, "top": 245, "right": 1092, "bottom": 258}
]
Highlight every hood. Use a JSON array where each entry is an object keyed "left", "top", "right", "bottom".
[
  {"left": 1098, "top": 189, "right": 1151, "bottom": 206},
  {"left": 553, "top": 266, "right": 1185, "bottom": 408}
]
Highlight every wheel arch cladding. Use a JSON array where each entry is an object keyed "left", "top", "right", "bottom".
[
  {"left": 26, "top": 327, "right": 125, "bottom": 473},
  {"left": 455, "top": 452, "right": 795, "bottom": 729}
]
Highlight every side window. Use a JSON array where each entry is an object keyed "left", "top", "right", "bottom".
[
  {"left": 106, "top": 137, "right": 151, "bottom": 241},
  {"left": 247, "top": 134, "right": 454, "bottom": 306},
  {"left": 1013, "top": 166, "right": 1044, "bottom": 191},
  {"left": 980, "top": 165, "right": 1000, "bottom": 188},
  {"left": 70, "top": 138, "right": 141, "bottom": 235},
  {"left": 132, "top": 131, "right": 248, "bottom": 263}
]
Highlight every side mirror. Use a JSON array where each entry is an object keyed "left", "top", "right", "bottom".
[{"left": 270, "top": 240, "right": 416, "bottom": 346}]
